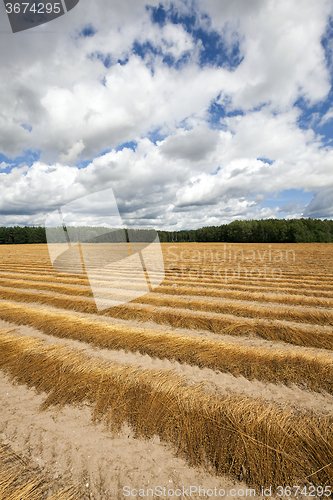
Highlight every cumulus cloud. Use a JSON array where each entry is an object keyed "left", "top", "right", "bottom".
[
  {"left": 0, "top": 162, "right": 14, "bottom": 170},
  {"left": 320, "top": 106, "right": 333, "bottom": 124},
  {"left": 303, "top": 187, "right": 333, "bottom": 218},
  {"left": 200, "top": 0, "right": 332, "bottom": 110},
  {"left": 159, "top": 127, "right": 220, "bottom": 162},
  {"left": 0, "top": 0, "right": 333, "bottom": 228}
]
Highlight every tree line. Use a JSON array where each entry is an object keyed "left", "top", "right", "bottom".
[
  {"left": 159, "top": 218, "right": 333, "bottom": 243},
  {"left": 1, "top": 218, "right": 333, "bottom": 244}
]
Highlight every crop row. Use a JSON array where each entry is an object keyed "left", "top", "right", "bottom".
[
  {"left": 157, "top": 285, "right": 333, "bottom": 307},
  {"left": 0, "top": 441, "right": 80, "bottom": 499},
  {"left": 2, "top": 269, "right": 333, "bottom": 304},
  {"left": 0, "top": 301, "right": 332, "bottom": 393},
  {"left": 1, "top": 273, "right": 333, "bottom": 309},
  {"left": 4, "top": 275, "right": 329, "bottom": 327},
  {"left": 134, "top": 294, "right": 333, "bottom": 326},
  {"left": 0, "top": 286, "right": 333, "bottom": 350},
  {"left": 2, "top": 270, "right": 333, "bottom": 302},
  {"left": 0, "top": 329, "right": 332, "bottom": 488},
  {"left": 2, "top": 260, "right": 333, "bottom": 291},
  {"left": 2, "top": 261, "right": 333, "bottom": 289}
]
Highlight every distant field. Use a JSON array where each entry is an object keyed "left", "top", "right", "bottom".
[{"left": 0, "top": 242, "right": 333, "bottom": 498}]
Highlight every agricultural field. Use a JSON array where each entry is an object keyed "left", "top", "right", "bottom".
[{"left": 0, "top": 242, "right": 333, "bottom": 499}]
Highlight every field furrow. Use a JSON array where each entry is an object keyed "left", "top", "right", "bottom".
[
  {"left": 0, "top": 328, "right": 333, "bottom": 489},
  {"left": 134, "top": 294, "right": 333, "bottom": 326},
  {"left": 0, "top": 443, "right": 81, "bottom": 499},
  {"left": 1, "top": 243, "right": 333, "bottom": 494},
  {"left": 155, "top": 285, "right": 333, "bottom": 307},
  {"left": 2, "top": 274, "right": 333, "bottom": 310},
  {"left": 3, "top": 262, "right": 333, "bottom": 288},
  {"left": 0, "top": 301, "right": 333, "bottom": 393},
  {"left": 1, "top": 286, "right": 333, "bottom": 349}
]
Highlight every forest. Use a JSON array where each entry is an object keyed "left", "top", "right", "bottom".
[
  {"left": 1, "top": 218, "right": 333, "bottom": 244},
  {"left": 158, "top": 218, "right": 333, "bottom": 243}
]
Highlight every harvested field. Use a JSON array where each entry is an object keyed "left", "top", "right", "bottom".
[
  {"left": 0, "top": 441, "right": 80, "bottom": 499},
  {"left": 1, "top": 302, "right": 333, "bottom": 393},
  {"left": 1, "top": 328, "right": 333, "bottom": 489},
  {"left": 1, "top": 242, "right": 333, "bottom": 499}
]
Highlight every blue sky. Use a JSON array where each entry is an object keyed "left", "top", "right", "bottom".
[{"left": 0, "top": 0, "right": 333, "bottom": 229}]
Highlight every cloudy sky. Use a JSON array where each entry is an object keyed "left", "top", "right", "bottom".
[{"left": 0, "top": 0, "right": 333, "bottom": 230}]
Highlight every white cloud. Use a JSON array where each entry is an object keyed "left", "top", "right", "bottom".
[
  {"left": 59, "top": 139, "right": 86, "bottom": 165},
  {"left": 197, "top": 0, "right": 332, "bottom": 110},
  {"left": 0, "top": 162, "right": 13, "bottom": 170},
  {"left": 0, "top": 0, "right": 333, "bottom": 228},
  {"left": 159, "top": 126, "right": 220, "bottom": 162},
  {"left": 0, "top": 121, "right": 332, "bottom": 229},
  {"left": 320, "top": 106, "right": 333, "bottom": 124},
  {"left": 303, "top": 186, "right": 333, "bottom": 218}
]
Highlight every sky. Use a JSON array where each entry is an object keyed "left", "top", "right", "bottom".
[{"left": 0, "top": 0, "right": 333, "bottom": 230}]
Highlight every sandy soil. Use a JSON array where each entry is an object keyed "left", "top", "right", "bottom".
[
  {"left": 0, "top": 365, "right": 250, "bottom": 500},
  {"left": 0, "top": 313, "right": 331, "bottom": 499},
  {"left": 1, "top": 297, "right": 333, "bottom": 358},
  {"left": 1, "top": 319, "right": 333, "bottom": 416},
  {"left": 0, "top": 241, "right": 332, "bottom": 500}
]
